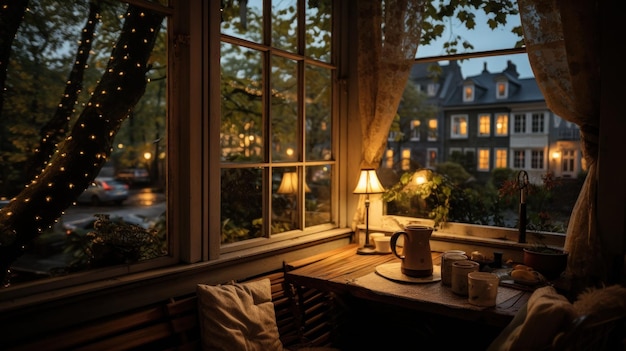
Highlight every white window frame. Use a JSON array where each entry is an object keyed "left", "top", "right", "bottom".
[
  {"left": 495, "top": 148, "right": 508, "bottom": 168},
  {"left": 427, "top": 118, "right": 438, "bottom": 141},
  {"left": 496, "top": 79, "right": 508, "bottom": 99},
  {"left": 478, "top": 113, "right": 491, "bottom": 137},
  {"left": 410, "top": 119, "right": 421, "bottom": 141},
  {"left": 450, "top": 114, "right": 469, "bottom": 139},
  {"left": 462, "top": 82, "right": 474, "bottom": 102},
  {"left": 426, "top": 148, "right": 438, "bottom": 168},
  {"left": 495, "top": 113, "right": 509, "bottom": 136},
  {"left": 477, "top": 148, "right": 490, "bottom": 171}
]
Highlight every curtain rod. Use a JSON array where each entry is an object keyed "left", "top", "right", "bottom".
[{"left": 415, "top": 47, "right": 527, "bottom": 63}]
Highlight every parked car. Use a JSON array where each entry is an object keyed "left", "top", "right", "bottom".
[
  {"left": 77, "top": 177, "right": 129, "bottom": 205},
  {"left": 115, "top": 168, "right": 150, "bottom": 185},
  {"left": 63, "top": 213, "right": 153, "bottom": 234}
]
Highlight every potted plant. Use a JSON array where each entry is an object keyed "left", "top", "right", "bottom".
[{"left": 522, "top": 233, "right": 568, "bottom": 280}]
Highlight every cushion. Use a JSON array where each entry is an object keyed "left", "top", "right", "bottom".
[
  {"left": 487, "top": 286, "right": 576, "bottom": 351},
  {"left": 197, "top": 279, "right": 284, "bottom": 351}
]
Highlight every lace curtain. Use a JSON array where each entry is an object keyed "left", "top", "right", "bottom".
[
  {"left": 518, "top": 0, "right": 612, "bottom": 293},
  {"left": 352, "top": 0, "right": 424, "bottom": 229}
]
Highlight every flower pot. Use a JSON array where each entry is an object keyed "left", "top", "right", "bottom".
[{"left": 523, "top": 248, "right": 568, "bottom": 280}]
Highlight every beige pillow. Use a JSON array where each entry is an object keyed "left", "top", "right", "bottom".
[{"left": 197, "top": 279, "right": 284, "bottom": 351}]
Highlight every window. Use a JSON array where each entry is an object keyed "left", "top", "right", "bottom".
[
  {"left": 410, "top": 120, "right": 421, "bottom": 141},
  {"left": 562, "top": 149, "right": 576, "bottom": 173},
  {"left": 514, "top": 113, "right": 526, "bottom": 133},
  {"left": 427, "top": 83, "right": 439, "bottom": 97},
  {"left": 401, "top": 149, "right": 411, "bottom": 170},
  {"left": 495, "top": 113, "right": 509, "bottom": 136},
  {"left": 463, "top": 83, "right": 474, "bottom": 102},
  {"left": 220, "top": 0, "right": 335, "bottom": 240},
  {"left": 478, "top": 114, "right": 491, "bottom": 136},
  {"left": 514, "top": 149, "right": 525, "bottom": 168},
  {"left": 4, "top": 0, "right": 170, "bottom": 285},
  {"left": 496, "top": 80, "right": 508, "bottom": 99},
  {"left": 531, "top": 150, "right": 545, "bottom": 169},
  {"left": 531, "top": 112, "right": 546, "bottom": 133},
  {"left": 385, "top": 149, "right": 394, "bottom": 169},
  {"left": 495, "top": 148, "right": 508, "bottom": 168},
  {"left": 426, "top": 148, "right": 438, "bottom": 168},
  {"left": 427, "top": 118, "right": 438, "bottom": 141},
  {"left": 477, "top": 148, "right": 490, "bottom": 171},
  {"left": 451, "top": 115, "right": 468, "bottom": 139}
]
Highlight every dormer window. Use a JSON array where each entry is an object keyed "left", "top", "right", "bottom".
[
  {"left": 463, "top": 82, "right": 474, "bottom": 102},
  {"left": 496, "top": 79, "right": 508, "bottom": 99},
  {"left": 427, "top": 83, "right": 438, "bottom": 97}
]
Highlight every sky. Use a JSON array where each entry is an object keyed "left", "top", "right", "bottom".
[{"left": 416, "top": 11, "right": 534, "bottom": 79}]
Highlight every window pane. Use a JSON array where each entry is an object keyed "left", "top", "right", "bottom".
[
  {"left": 272, "top": 0, "right": 297, "bottom": 52},
  {"left": 272, "top": 168, "right": 298, "bottom": 234},
  {"left": 221, "top": 168, "right": 263, "bottom": 243},
  {"left": 221, "top": 0, "right": 263, "bottom": 44},
  {"left": 221, "top": 43, "right": 264, "bottom": 162},
  {"left": 305, "top": 0, "right": 332, "bottom": 62},
  {"left": 271, "top": 56, "right": 298, "bottom": 162},
  {"left": 306, "top": 165, "right": 332, "bottom": 227},
  {"left": 6, "top": 0, "right": 168, "bottom": 283},
  {"left": 305, "top": 64, "right": 332, "bottom": 161}
]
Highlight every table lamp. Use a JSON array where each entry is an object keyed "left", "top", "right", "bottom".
[{"left": 353, "top": 168, "right": 385, "bottom": 254}]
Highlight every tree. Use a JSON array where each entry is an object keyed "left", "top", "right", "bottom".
[{"left": 0, "top": 2, "right": 165, "bottom": 284}]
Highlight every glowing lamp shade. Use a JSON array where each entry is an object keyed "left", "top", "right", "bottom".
[
  {"left": 353, "top": 169, "right": 385, "bottom": 255},
  {"left": 277, "top": 171, "right": 311, "bottom": 194},
  {"left": 353, "top": 169, "right": 385, "bottom": 195}
]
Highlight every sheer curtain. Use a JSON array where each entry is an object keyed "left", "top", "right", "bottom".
[
  {"left": 352, "top": 0, "right": 424, "bottom": 230},
  {"left": 518, "top": 0, "right": 617, "bottom": 294}
]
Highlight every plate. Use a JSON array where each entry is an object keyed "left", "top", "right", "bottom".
[{"left": 375, "top": 262, "right": 441, "bottom": 284}]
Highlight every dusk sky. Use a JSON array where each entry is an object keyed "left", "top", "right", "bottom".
[{"left": 416, "top": 10, "right": 534, "bottom": 79}]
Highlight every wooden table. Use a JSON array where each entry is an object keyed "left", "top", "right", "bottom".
[{"left": 284, "top": 244, "right": 530, "bottom": 328}]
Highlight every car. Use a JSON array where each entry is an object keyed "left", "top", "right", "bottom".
[
  {"left": 115, "top": 168, "right": 150, "bottom": 185},
  {"left": 77, "top": 177, "right": 129, "bottom": 205}
]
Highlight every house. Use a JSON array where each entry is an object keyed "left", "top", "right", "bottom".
[{"left": 442, "top": 60, "right": 583, "bottom": 184}]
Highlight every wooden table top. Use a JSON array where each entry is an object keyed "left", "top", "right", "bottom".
[{"left": 284, "top": 244, "right": 530, "bottom": 328}]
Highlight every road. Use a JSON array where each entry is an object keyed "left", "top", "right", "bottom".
[{"left": 62, "top": 188, "right": 166, "bottom": 224}]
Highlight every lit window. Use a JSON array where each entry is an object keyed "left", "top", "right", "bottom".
[
  {"left": 410, "top": 119, "right": 421, "bottom": 140},
  {"left": 401, "top": 149, "right": 411, "bottom": 170},
  {"left": 385, "top": 149, "right": 394, "bottom": 168},
  {"left": 451, "top": 115, "right": 468, "bottom": 138},
  {"left": 495, "top": 148, "right": 508, "bottom": 168},
  {"left": 478, "top": 114, "right": 491, "bottom": 136},
  {"left": 427, "top": 119, "right": 438, "bottom": 141},
  {"left": 463, "top": 83, "right": 474, "bottom": 102},
  {"left": 478, "top": 148, "right": 490, "bottom": 171},
  {"left": 426, "top": 148, "right": 438, "bottom": 168},
  {"left": 495, "top": 114, "right": 508, "bottom": 136},
  {"left": 496, "top": 80, "right": 508, "bottom": 99}
]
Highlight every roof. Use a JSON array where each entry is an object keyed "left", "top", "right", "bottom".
[{"left": 443, "top": 60, "right": 545, "bottom": 107}]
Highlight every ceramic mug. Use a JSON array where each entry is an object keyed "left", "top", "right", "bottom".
[
  {"left": 468, "top": 272, "right": 500, "bottom": 306},
  {"left": 450, "top": 260, "right": 480, "bottom": 296},
  {"left": 390, "top": 225, "right": 434, "bottom": 277},
  {"left": 373, "top": 236, "right": 391, "bottom": 253}
]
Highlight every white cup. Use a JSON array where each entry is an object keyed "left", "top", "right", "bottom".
[
  {"left": 369, "top": 233, "right": 385, "bottom": 245},
  {"left": 373, "top": 236, "right": 391, "bottom": 253},
  {"left": 467, "top": 272, "right": 500, "bottom": 307}
]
